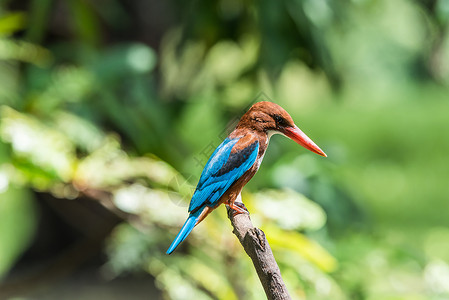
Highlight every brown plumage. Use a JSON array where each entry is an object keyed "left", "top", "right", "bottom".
[
  {"left": 167, "top": 101, "right": 326, "bottom": 254},
  {"left": 196, "top": 101, "right": 326, "bottom": 224}
]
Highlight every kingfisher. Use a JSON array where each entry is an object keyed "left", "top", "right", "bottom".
[{"left": 167, "top": 101, "right": 326, "bottom": 254}]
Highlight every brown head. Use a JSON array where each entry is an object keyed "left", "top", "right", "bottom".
[{"left": 236, "top": 101, "right": 327, "bottom": 157}]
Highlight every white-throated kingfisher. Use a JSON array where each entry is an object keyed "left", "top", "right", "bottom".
[{"left": 167, "top": 101, "right": 326, "bottom": 254}]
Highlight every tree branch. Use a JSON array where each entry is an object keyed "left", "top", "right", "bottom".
[{"left": 226, "top": 194, "right": 291, "bottom": 300}]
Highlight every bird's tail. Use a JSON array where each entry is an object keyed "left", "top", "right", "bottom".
[{"left": 166, "top": 211, "right": 200, "bottom": 255}]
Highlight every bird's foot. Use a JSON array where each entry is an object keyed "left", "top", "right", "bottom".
[{"left": 227, "top": 202, "right": 249, "bottom": 218}]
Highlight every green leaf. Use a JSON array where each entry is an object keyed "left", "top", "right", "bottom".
[
  {"left": 265, "top": 225, "right": 337, "bottom": 272},
  {"left": 0, "top": 186, "right": 36, "bottom": 278},
  {"left": 253, "top": 188, "right": 327, "bottom": 231},
  {"left": 0, "top": 11, "right": 27, "bottom": 36}
]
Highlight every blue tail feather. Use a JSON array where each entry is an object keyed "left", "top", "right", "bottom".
[{"left": 166, "top": 211, "right": 200, "bottom": 255}]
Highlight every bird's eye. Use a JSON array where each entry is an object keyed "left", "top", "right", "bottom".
[{"left": 274, "top": 115, "right": 287, "bottom": 127}]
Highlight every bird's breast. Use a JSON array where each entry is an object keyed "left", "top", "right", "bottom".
[{"left": 253, "top": 151, "right": 265, "bottom": 171}]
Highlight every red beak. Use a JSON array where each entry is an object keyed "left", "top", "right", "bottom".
[{"left": 283, "top": 125, "right": 327, "bottom": 157}]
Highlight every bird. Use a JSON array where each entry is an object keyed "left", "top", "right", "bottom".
[{"left": 166, "top": 101, "right": 326, "bottom": 254}]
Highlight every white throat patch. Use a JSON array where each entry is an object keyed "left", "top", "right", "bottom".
[{"left": 267, "top": 130, "right": 286, "bottom": 140}]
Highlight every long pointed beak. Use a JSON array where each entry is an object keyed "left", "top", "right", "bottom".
[{"left": 283, "top": 125, "right": 327, "bottom": 157}]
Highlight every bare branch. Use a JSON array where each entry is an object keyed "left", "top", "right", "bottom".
[{"left": 226, "top": 195, "right": 291, "bottom": 300}]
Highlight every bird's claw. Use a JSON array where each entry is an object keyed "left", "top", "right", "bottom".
[{"left": 227, "top": 202, "right": 249, "bottom": 218}]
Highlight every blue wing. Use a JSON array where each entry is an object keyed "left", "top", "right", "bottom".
[
  {"left": 167, "top": 136, "right": 258, "bottom": 254},
  {"left": 188, "top": 137, "right": 259, "bottom": 213}
]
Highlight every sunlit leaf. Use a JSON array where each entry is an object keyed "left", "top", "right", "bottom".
[
  {"left": 0, "top": 106, "right": 76, "bottom": 183},
  {"left": 253, "top": 188, "right": 326, "bottom": 231},
  {"left": 265, "top": 225, "right": 337, "bottom": 272},
  {"left": 0, "top": 12, "right": 27, "bottom": 36},
  {"left": 0, "top": 38, "right": 51, "bottom": 65}
]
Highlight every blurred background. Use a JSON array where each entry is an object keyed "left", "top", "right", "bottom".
[{"left": 1, "top": 0, "right": 449, "bottom": 299}]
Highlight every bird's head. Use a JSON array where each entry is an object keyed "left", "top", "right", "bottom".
[{"left": 237, "top": 101, "right": 327, "bottom": 157}]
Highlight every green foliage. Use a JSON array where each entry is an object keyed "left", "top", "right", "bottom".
[
  {"left": 0, "top": 185, "right": 36, "bottom": 279},
  {"left": 1, "top": 0, "right": 449, "bottom": 299}
]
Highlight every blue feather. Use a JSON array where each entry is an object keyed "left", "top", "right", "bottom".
[
  {"left": 189, "top": 137, "right": 259, "bottom": 213},
  {"left": 166, "top": 209, "right": 201, "bottom": 255},
  {"left": 167, "top": 137, "right": 259, "bottom": 254}
]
